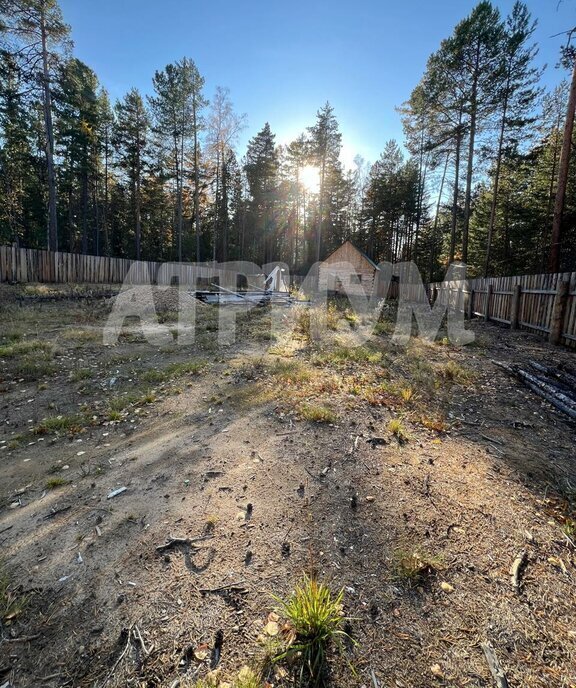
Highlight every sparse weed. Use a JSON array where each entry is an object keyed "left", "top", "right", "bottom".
[
  {"left": 108, "top": 393, "right": 141, "bottom": 412},
  {"left": 141, "top": 369, "right": 167, "bottom": 384},
  {"left": 34, "top": 414, "right": 83, "bottom": 435},
  {"left": 0, "top": 340, "right": 53, "bottom": 358},
  {"left": 299, "top": 403, "right": 337, "bottom": 424},
  {"left": 71, "top": 367, "right": 92, "bottom": 382},
  {"left": 0, "top": 564, "right": 29, "bottom": 624},
  {"left": 141, "top": 360, "right": 205, "bottom": 385},
  {"left": 60, "top": 328, "right": 101, "bottom": 343},
  {"left": 373, "top": 320, "right": 394, "bottom": 336},
  {"left": 13, "top": 359, "right": 57, "bottom": 380},
  {"left": 270, "top": 359, "right": 312, "bottom": 383},
  {"left": 420, "top": 415, "right": 448, "bottom": 432},
  {"left": 204, "top": 514, "right": 219, "bottom": 533},
  {"left": 234, "top": 665, "right": 261, "bottom": 688},
  {"left": 388, "top": 418, "right": 408, "bottom": 442},
  {"left": 437, "top": 360, "right": 470, "bottom": 383},
  {"left": 399, "top": 387, "right": 414, "bottom": 403},
  {"left": 8, "top": 437, "right": 22, "bottom": 450},
  {"left": 45, "top": 477, "right": 69, "bottom": 490},
  {"left": 392, "top": 549, "right": 443, "bottom": 587},
  {"left": 313, "top": 345, "right": 382, "bottom": 366},
  {"left": 563, "top": 518, "right": 576, "bottom": 540}
]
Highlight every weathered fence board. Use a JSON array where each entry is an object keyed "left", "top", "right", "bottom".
[
  {"left": 429, "top": 271, "right": 576, "bottom": 348},
  {"left": 0, "top": 246, "right": 189, "bottom": 287},
  {"left": 0, "top": 245, "right": 266, "bottom": 291}
]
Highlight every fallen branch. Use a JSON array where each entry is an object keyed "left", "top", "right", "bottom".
[
  {"left": 199, "top": 582, "right": 247, "bottom": 594},
  {"left": 4, "top": 634, "right": 40, "bottom": 643},
  {"left": 98, "top": 625, "right": 132, "bottom": 688},
  {"left": 133, "top": 625, "right": 149, "bottom": 656},
  {"left": 510, "top": 549, "right": 527, "bottom": 591},
  {"left": 155, "top": 535, "right": 213, "bottom": 553},
  {"left": 492, "top": 360, "right": 576, "bottom": 420},
  {"left": 517, "top": 370, "right": 576, "bottom": 420},
  {"left": 529, "top": 360, "right": 576, "bottom": 392},
  {"left": 480, "top": 642, "right": 509, "bottom": 688},
  {"left": 480, "top": 434, "right": 504, "bottom": 446},
  {"left": 42, "top": 505, "right": 71, "bottom": 520}
]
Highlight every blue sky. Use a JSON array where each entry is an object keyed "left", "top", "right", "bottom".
[{"left": 59, "top": 0, "right": 574, "bottom": 168}]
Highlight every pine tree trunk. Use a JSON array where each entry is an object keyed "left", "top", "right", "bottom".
[
  {"left": 485, "top": 72, "right": 511, "bottom": 278},
  {"left": 213, "top": 148, "right": 220, "bottom": 263},
  {"left": 135, "top": 159, "right": 142, "bottom": 261},
  {"left": 193, "top": 98, "right": 201, "bottom": 262},
  {"left": 549, "top": 57, "right": 576, "bottom": 273},
  {"left": 173, "top": 135, "right": 182, "bottom": 262},
  {"left": 543, "top": 130, "right": 561, "bottom": 271},
  {"left": 413, "top": 129, "right": 426, "bottom": 262},
  {"left": 93, "top": 176, "right": 99, "bottom": 255},
  {"left": 316, "top": 156, "right": 326, "bottom": 266},
  {"left": 221, "top": 158, "right": 228, "bottom": 263},
  {"left": 430, "top": 149, "right": 450, "bottom": 282},
  {"left": 450, "top": 122, "right": 462, "bottom": 263},
  {"left": 81, "top": 165, "right": 88, "bottom": 254},
  {"left": 178, "top": 130, "right": 185, "bottom": 261},
  {"left": 103, "top": 130, "right": 109, "bottom": 256},
  {"left": 462, "top": 65, "right": 479, "bottom": 265},
  {"left": 294, "top": 168, "right": 300, "bottom": 269},
  {"left": 40, "top": 4, "right": 58, "bottom": 252}
]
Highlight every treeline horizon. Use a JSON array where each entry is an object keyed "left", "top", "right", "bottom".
[{"left": 1, "top": 0, "right": 575, "bottom": 280}]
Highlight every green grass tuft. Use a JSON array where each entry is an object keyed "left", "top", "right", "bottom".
[
  {"left": 45, "top": 477, "right": 69, "bottom": 490},
  {"left": 0, "top": 563, "right": 30, "bottom": 623},
  {"left": 388, "top": 417, "right": 408, "bottom": 442},
  {"left": 141, "top": 359, "right": 205, "bottom": 384},
  {"left": 71, "top": 367, "right": 92, "bottom": 382},
  {"left": 272, "top": 575, "right": 351, "bottom": 685},
  {"left": 34, "top": 414, "right": 84, "bottom": 435},
  {"left": 0, "top": 340, "right": 53, "bottom": 358},
  {"left": 299, "top": 403, "right": 337, "bottom": 424},
  {"left": 392, "top": 549, "right": 443, "bottom": 587}
]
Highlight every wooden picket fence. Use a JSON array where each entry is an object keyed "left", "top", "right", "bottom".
[
  {"left": 0, "top": 245, "right": 160, "bottom": 285},
  {"left": 0, "top": 245, "right": 245, "bottom": 288},
  {"left": 2, "top": 245, "right": 575, "bottom": 348},
  {"left": 429, "top": 271, "right": 576, "bottom": 348}
]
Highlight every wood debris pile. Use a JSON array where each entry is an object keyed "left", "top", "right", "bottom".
[{"left": 493, "top": 359, "right": 576, "bottom": 420}]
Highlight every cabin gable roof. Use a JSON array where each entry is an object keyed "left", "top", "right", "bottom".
[{"left": 321, "top": 240, "right": 379, "bottom": 271}]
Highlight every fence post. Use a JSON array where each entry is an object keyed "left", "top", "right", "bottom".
[
  {"left": 510, "top": 284, "right": 521, "bottom": 329},
  {"left": 549, "top": 280, "right": 569, "bottom": 345},
  {"left": 467, "top": 288, "right": 474, "bottom": 320},
  {"left": 485, "top": 284, "right": 493, "bottom": 322}
]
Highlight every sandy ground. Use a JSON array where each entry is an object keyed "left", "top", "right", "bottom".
[{"left": 0, "top": 285, "right": 575, "bottom": 688}]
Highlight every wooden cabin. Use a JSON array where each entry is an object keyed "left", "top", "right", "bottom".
[{"left": 319, "top": 240, "right": 382, "bottom": 297}]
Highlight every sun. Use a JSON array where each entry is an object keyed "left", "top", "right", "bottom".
[{"left": 299, "top": 165, "right": 320, "bottom": 193}]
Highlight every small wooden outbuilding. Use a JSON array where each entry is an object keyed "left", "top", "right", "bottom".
[{"left": 318, "top": 240, "right": 382, "bottom": 297}]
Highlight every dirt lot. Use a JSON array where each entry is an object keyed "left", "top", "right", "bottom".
[{"left": 0, "top": 284, "right": 575, "bottom": 688}]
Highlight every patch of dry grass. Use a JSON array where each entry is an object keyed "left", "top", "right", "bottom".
[
  {"left": 0, "top": 563, "right": 29, "bottom": 624},
  {"left": 34, "top": 414, "right": 84, "bottom": 435},
  {"left": 299, "top": 403, "right": 337, "bottom": 424},
  {"left": 392, "top": 549, "right": 443, "bottom": 588},
  {"left": 388, "top": 417, "right": 409, "bottom": 442}
]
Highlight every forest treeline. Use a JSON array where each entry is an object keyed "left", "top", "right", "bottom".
[{"left": 0, "top": 0, "right": 575, "bottom": 279}]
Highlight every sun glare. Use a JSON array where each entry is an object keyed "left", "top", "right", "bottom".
[{"left": 299, "top": 165, "right": 320, "bottom": 193}]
